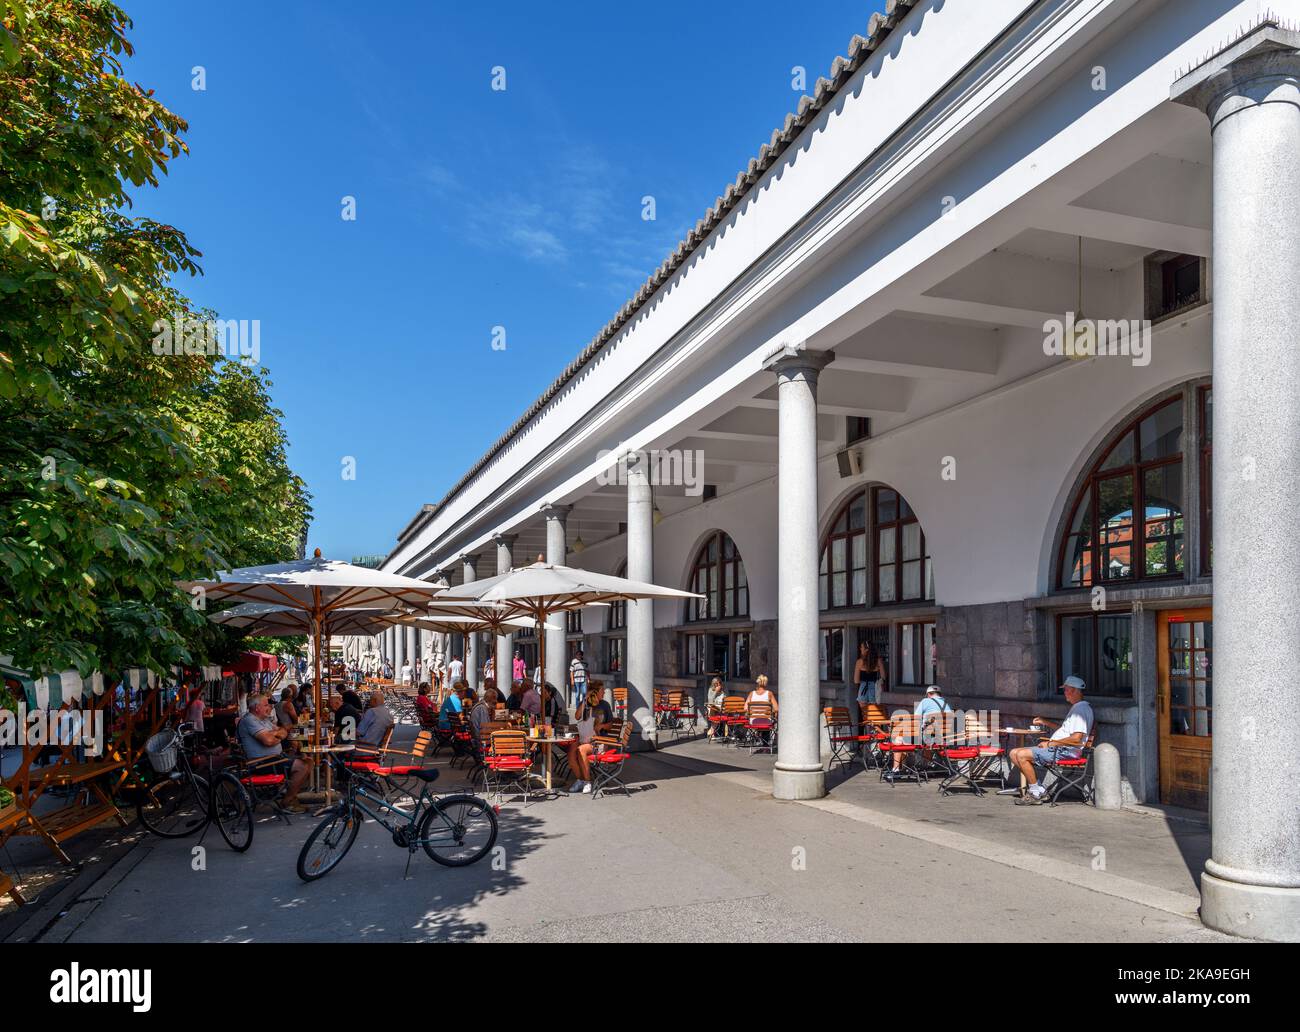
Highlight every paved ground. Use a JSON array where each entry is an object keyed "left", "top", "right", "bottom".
[{"left": 8, "top": 728, "right": 1234, "bottom": 944}]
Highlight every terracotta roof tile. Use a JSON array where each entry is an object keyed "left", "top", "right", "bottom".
[{"left": 424, "top": 0, "right": 922, "bottom": 529}]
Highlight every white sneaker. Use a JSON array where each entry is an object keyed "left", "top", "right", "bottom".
[
  {"left": 580, "top": 782, "right": 593, "bottom": 794},
  {"left": 568, "top": 780, "right": 587, "bottom": 793}
]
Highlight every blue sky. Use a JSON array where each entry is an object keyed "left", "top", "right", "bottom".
[{"left": 123, "top": 0, "right": 884, "bottom": 561}]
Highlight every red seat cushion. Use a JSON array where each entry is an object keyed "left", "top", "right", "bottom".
[
  {"left": 486, "top": 757, "right": 531, "bottom": 770},
  {"left": 245, "top": 774, "right": 285, "bottom": 786},
  {"left": 591, "top": 752, "right": 629, "bottom": 764},
  {"left": 374, "top": 765, "right": 422, "bottom": 776},
  {"left": 879, "top": 742, "right": 916, "bottom": 752},
  {"left": 942, "top": 747, "right": 980, "bottom": 760},
  {"left": 748, "top": 719, "right": 773, "bottom": 728},
  {"left": 1053, "top": 757, "right": 1088, "bottom": 767}
]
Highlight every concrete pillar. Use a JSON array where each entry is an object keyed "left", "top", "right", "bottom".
[
  {"left": 406, "top": 626, "right": 418, "bottom": 679},
  {"left": 626, "top": 451, "right": 656, "bottom": 748},
  {"left": 460, "top": 553, "right": 480, "bottom": 691},
  {"left": 543, "top": 505, "right": 571, "bottom": 699},
  {"left": 1175, "top": 22, "right": 1300, "bottom": 942},
  {"left": 495, "top": 533, "right": 516, "bottom": 692},
  {"left": 393, "top": 624, "right": 405, "bottom": 679},
  {"left": 1093, "top": 743, "right": 1122, "bottom": 811},
  {"left": 764, "top": 345, "right": 833, "bottom": 800}
]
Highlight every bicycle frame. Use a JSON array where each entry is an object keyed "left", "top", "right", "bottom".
[{"left": 337, "top": 768, "right": 473, "bottom": 848}]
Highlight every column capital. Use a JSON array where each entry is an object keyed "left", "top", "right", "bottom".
[
  {"left": 457, "top": 552, "right": 479, "bottom": 568},
  {"left": 493, "top": 532, "right": 517, "bottom": 548},
  {"left": 541, "top": 503, "right": 572, "bottom": 520},
  {"left": 1173, "top": 20, "right": 1300, "bottom": 128},
  {"left": 762, "top": 343, "right": 836, "bottom": 378}
]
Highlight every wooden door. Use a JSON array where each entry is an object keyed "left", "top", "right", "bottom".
[{"left": 1157, "top": 608, "right": 1212, "bottom": 809}]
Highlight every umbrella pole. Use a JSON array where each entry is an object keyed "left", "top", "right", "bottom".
[{"left": 313, "top": 598, "right": 323, "bottom": 796}]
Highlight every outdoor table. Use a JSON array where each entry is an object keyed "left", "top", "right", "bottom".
[
  {"left": 997, "top": 727, "right": 1047, "bottom": 796},
  {"left": 528, "top": 732, "right": 578, "bottom": 792}
]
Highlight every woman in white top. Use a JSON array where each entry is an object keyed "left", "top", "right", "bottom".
[{"left": 745, "top": 674, "right": 778, "bottom": 717}]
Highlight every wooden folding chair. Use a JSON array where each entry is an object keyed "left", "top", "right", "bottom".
[
  {"left": 589, "top": 721, "right": 635, "bottom": 799},
  {"left": 482, "top": 730, "right": 535, "bottom": 803}
]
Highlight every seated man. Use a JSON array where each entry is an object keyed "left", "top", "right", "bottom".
[
  {"left": 355, "top": 690, "right": 394, "bottom": 752},
  {"left": 1011, "top": 675, "right": 1094, "bottom": 805},
  {"left": 236, "top": 693, "right": 309, "bottom": 812},
  {"left": 470, "top": 688, "right": 498, "bottom": 736},
  {"left": 329, "top": 692, "right": 363, "bottom": 744},
  {"left": 884, "top": 684, "right": 951, "bottom": 782}
]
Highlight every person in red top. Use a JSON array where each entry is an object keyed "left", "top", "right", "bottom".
[{"left": 414, "top": 682, "right": 437, "bottom": 727}]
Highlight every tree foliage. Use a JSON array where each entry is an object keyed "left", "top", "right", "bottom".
[{"left": 0, "top": 1, "right": 311, "bottom": 678}]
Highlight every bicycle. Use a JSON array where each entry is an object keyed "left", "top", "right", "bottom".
[
  {"left": 297, "top": 749, "right": 498, "bottom": 882},
  {"left": 138, "top": 722, "right": 255, "bottom": 852}
]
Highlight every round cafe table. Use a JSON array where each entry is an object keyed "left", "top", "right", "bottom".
[
  {"left": 997, "top": 727, "right": 1047, "bottom": 796},
  {"left": 529, "top": 733, "right": 578, "bottom": 792}
]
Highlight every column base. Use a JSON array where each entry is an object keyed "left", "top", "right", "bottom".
[
  {"left": 1201, "top": 870, "right": 1300, "bottom": 942},
  {"left": 772, "top": 765, "right": 826, "bottom": 800}
]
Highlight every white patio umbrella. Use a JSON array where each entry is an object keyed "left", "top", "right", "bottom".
[
  {"left": 433, "top": 557, "right": 701, "bottom": 732},
  {"left": 179, "top": 550, "right": 449, "bottom": 751}
]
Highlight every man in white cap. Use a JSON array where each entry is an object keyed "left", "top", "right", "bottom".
[
  {"left": 1011, "top": 675, "right": 1094, "bottom": 805},
  {"left": 884, "top": 685, "right": 951, "bottom": 782}
]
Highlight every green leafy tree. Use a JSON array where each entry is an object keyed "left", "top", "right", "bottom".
[{"left": 0, "top": 1, "right": 310, "bottom": 679}]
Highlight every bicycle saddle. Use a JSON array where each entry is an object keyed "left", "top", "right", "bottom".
[{"left": 407, "top": 768, "right": 440, "bottom": 783}]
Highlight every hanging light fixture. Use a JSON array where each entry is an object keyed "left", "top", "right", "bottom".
[
  {"left": 653, "top": 505, "right": 665, "bottom": 525},
  {"left": 571, "top": 535, "right": 586, "bottom": 554},
  {"left": 1066, "top": 234, "right": 1094, "bottom": 360}
]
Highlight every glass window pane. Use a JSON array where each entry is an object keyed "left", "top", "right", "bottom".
[
  {"left": 924, "top": 557, "right": 934, "bottom": 600},
  {"left": 1100, "top": 430, "right": 1135, "bottom": 471},
  {"left": 832, "top": 572, "right": 847, "bottom": 608},
  {"left": 851, "top": 533, "right": 866, "bottom": 570},
  {"left": 899, "top": 624, "right": 919, "bottom": 685},
  {"left": 1096, "top": 614, "right": 1133, "bottom": 697},
  {"left": 877, "top": 565, "right": 896, "bottom": 603},
  {"left": 876, "top": 489, "right": 897, "bottom": 524},
  {"left": 1139, "top": 401, "right": 1184, "bottom": 462},
  {"left": 878, "top": 528, "right": 896, "bottom": 565},
  {"left": 738, "top": 586, "right": 748, "bottom": 615},
  {"left": 902, "top": 560, "right": 921, "bottom": 600},
  {"left": 848, "top": 494, "right": 866, "bottom": 530},
  {"left": 899, "top": 496, "right": 914, "bottom": 520},
  {"left": 1203, "top": 389, "right": 1212, "bottom": 443},
  {"left": 1097, "top": 474, "right": 1135, "bottom": 580},
  {"left": 1143, "top": 462, "right": 1184, "bottom": 577},
  {"left": 902, "top": 522, "right": 921, "bottom": 561},
  {"left": 819, "top": 575, "right": 828, "bottom": 610},
  {"left": 1060, "top": 615, "right": 1096, "bottom": 690},
  {"left": 832, "top": 537, "right": 846, "bottom": 574},
  {"left": 851, "top": 569, "right": 866, "bottom": 606}
]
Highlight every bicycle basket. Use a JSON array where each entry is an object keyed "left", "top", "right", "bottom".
[{"left": 145, "top": 730, "right": 179, "bottom": 773}]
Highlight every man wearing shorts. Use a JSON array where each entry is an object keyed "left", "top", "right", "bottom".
[{"left": 1011, "top": 675, "right": 1094, "bottom": 805}]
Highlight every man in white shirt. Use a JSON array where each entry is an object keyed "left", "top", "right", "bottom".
[
  {"left": 447, "top": 654, "right": 464, "bottom": 686},
  {"left": 1012, "top": 675, "right": 1095, "bottom": 805},
  {"left": 569, "top": 650, "right": 588, "bottom": 708}
]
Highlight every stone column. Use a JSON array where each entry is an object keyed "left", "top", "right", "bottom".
[
  {"left": 460, "top": 553, "right": 480, "bottom": 691},
  {"left": 406, "top": 626, "right": 418, "bottom": 679},
  {"left": 543, "top": 505, "right": 571, "bottom": 700},
  {"left": 495, "top": 533, "right": 516, "bottom": 692},
  {"left": 1174, "top": 21, "right": 1300, "bottom": 942},
  {"left": 626, "top": 451, "right": 656, "bottom": 748},
  {"left": 763, "top": 345, "right": 834, "bottom": 800},
  {"left": 393, "top": 622, "right": 405, "bottom": 679}
]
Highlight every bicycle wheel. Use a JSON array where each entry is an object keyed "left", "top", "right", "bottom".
[
  {"left": 296, "top": 805, "right": 361, "bottom": 882},
  {"left": 137, "top": 773, "right": 210, "bottom": 838},
  {"left": 419, "top": 795, "right": 498, "bottom": 867},
  {"left": 212, "top": 773, "right": 254, "bottom": 852}
]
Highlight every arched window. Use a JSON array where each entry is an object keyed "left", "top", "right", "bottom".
[
  {"left": 819, "top": 487, "right": 933, "bottom": 609},
  {"left": 1058, "top": 395, "right": 1185, "bottom": 588},
  {"left": 687, "top": 532, "right": 748, "bottom": 621}
]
